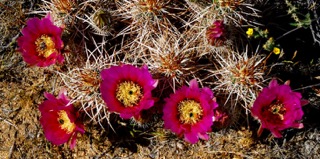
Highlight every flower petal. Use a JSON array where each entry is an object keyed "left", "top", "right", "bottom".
[{"left": 184, "top": 131, "right": 199, "bottom": 144}]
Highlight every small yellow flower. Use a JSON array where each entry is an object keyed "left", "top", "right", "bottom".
[
  {"left": 246, "top": 28, "right": 254, "bottom": 37},
  {"left": 273, "top": 47, "right": 281, "bottom": 55}
]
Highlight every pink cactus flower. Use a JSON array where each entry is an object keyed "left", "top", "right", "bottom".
[
  {"left": 213, "top": 108, "right": 229, "bottom": 128},
  {"left": 206, "top": 20, "right": 225, "bottom": 46},
  {"left": 251, "top": 79, "right": 308, "bottom": 138},
  {"left": 100, "top": 64, "right": 158, "bottom": 120},
  {"left": 39, "top": 89, "right": 85, "bottom": 149},
  {"left": 17, "top": 13, "right": 64, "bottom": 67},
  {"left": 162, "top": 79, "right": 218, "bottom": 144}
]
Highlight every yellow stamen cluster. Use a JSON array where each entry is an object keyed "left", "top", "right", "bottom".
[
  {"left": 57, "top": 110, "right": 76, "bottom": 134},
  {"left": 116, "top": 81, "right": 143, "bottom": 107},
  {"left": 35, "top": 35, "right": 57, "bottom": 58},
  {"left": 268, "top": 102, "right": 286, "bottom": 120},
  {"left": 178, "top": 100, "right": 203, "bottom": 125}
]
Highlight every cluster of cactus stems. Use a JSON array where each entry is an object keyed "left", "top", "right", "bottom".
[
  {"left": 24, "top": 0, "right": 270, "bottom": 127},
  {"left": 15, "top": 0, "right": 311, "bottom": 148}
]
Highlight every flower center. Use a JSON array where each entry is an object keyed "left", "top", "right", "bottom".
[
  {"left": 262, "top": 100, "right": 286, "bottom": 124},
  {"left": 57, "top": 110, "right": 76, "bottom": 134},
  {"left": 178, "top": 99, "right": 203, "bottom": 125},
  {"left": 116, "top": 81, "right": 143, "bottom": 107},
  {"left": 35, "top": 35, "right": 57, "bottom": 58},
  {"left": 268, "top": 101, "right": 286, "bottom": 120}
]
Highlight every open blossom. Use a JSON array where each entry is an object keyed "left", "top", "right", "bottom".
[
  {"left": 213, "top": 108, "right": 229, "bottom": 128},
  {"left": 206, "top": 20, "right": 225, "bottom": 46},
  {"left": 246, "top": 28, "right": 254, "bottom": 38},
  {"left": 39, "top": 89, "right": 84, "bottom": 149},
  {"left": 17, "top": 13, "right": 64, "bottom": 67},
  {"left": 163, "top": 79, "right": 218, "bottom": 144},
  {"left": 273, "top": 47, "right": 281, "bottom": 55},
  {"left": 100, "top": 64, "right": 158, "bottom": 120},
  {"left": 251, "top": 79, "right": 308, "bottom": 138}
]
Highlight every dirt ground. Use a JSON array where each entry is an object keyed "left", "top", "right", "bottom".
[{"left": 1, "top": 0, "right": 320, "bottom": 159}]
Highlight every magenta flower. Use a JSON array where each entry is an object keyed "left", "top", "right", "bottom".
[
  {"left": 100, "top": 64, "right": 158, "bottom": 120},
  {"left": 17, "top": 13, "right": 64, "bottom": 67},
  {"left": 39, "top": 89, "right": 85, "bottom": 149},
  {"left": 206, "top": 20, "right": 225, "bottom": 46},
  {"left": 162, "top": 79, "right": 218, "bottom": 144},
  {"left": 251, "top": 79, "right": 308, "bottom": 138},
  {"left": 213, "top": 108, "right": 228, "bottom": 128}
]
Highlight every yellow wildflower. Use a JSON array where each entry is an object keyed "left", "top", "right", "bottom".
[
  {"left": 246, "top": 28, "right": 254, "bottom": 37},
  {"left": 273, "top": 47, "right": 281, "bottom": 55}
]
